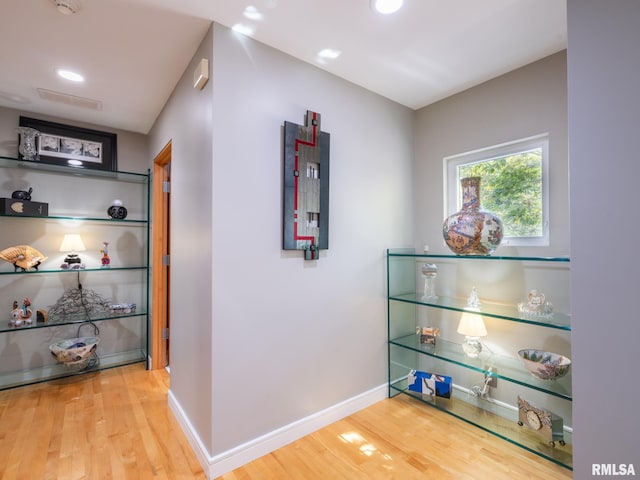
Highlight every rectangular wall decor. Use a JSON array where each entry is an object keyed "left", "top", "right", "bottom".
[{"left": 283, "top": 111, "right": 330, "bottom": 260}]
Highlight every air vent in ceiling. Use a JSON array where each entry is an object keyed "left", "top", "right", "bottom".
[{"left": 37, "top": 88, "right": 102, "bottom": 111}]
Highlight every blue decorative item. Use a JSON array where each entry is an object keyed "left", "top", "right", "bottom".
[{"left": 408, "top": 370, "right": 452, "bottom": 398}]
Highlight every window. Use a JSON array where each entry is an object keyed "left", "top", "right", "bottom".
[{"left": 444, "top": 134, "right": 549, "bottom": 247}]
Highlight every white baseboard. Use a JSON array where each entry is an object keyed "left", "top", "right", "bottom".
[{"left": 168, "top": 383, "right": 388, "bottom": 479}]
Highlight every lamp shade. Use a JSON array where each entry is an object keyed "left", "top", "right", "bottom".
[
  {"left": 59, "top": 234, "right": 86, "bottom": 253},
  {"left": 457, "top": 312, "right": 487, "bottom": 337}
]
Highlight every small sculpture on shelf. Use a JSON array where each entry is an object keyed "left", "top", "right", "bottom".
[
  {"left": 518, "top": 290, "right": 553, "bottom": 319},
  {"left": 47, "top": 288, "right": 111, "bottom": 320},
  {"left": 16, "top": 126, "right": 40, "bottom": 161},
  {"left": 467, "top": 286, "right": 481, "bottom": 309},
  {"left": 11, "top": 187, "right": 33, "bottom": 201},
  {"left": 20, "top": 297, "right": 33, "bottom": 326},
  {"left": 8, "top": 298, "right": 32, "bottom": 327},
  {"left": 0, "top": 245, "right": 48, "bottom": 272},
  {"left": 100, "top": 242, "right": 110, "bottom": 268},
  {"left": 9, "top": 300, "right": 21, "bottom": 328},
  {"left": 416, "top": 326, "right": 440, "bottom": 345},
  {"left": 420, "top": 263, "right": 438, "bottom": 301},
  {"left": 107, "top": 199, "right": 128, "bottom": 220}
]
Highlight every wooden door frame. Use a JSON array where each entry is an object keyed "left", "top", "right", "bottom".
[{"left": 151, "top": 140, "right": 171, "bottom": 370}]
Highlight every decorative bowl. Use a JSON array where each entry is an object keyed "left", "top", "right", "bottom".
[
  {"left": 518, "top": 349, "right": 571, "bottom": 380},
  {"left": 50, "top": 336, "right": 99, "bottom": 368}
]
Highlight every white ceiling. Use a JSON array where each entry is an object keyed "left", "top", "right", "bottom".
[{"left": 0, "top": 0, "right": 567, "bottom": 134}]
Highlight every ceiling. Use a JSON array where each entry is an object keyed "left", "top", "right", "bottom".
[{"left": 0, "top": 0, "right": 567, "bottom": 134}]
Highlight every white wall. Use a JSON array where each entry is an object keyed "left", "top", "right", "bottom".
[
  {"left": 567, "top": 0, "right": 640, "bottom": 476},
  {"left": 150, "top": 22, "right": 414, "bottom": 475}
]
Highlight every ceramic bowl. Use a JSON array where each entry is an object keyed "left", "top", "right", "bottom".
[
  {"left": 518, "top": 349, "right": 571, "bottom": 380},
  {"left": 50, "top": 336, "right": 99, "bottom": 367}
]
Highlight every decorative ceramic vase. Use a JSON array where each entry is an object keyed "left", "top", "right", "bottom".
[
  {"left": 442, "top": 177, "right": 503, "bottom": 255},
  {"left": 16, "top": 127, "right": 40, "bottom": 161}
]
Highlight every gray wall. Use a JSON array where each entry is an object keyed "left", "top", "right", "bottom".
[
  {"left": 150, "top": 22, "right": 414, "bottom": 458},
  {"left": 568, "top": 0, "right": 640, "bottom": 476},
  {"left": 148, "top": 25, "right": 215, "bottom": 453},
  {"left": 412, "top": 52, "right": 572, "bottom": 433},
  {"left": 414, "top": 51, "right": 569, "bottom": 258}
]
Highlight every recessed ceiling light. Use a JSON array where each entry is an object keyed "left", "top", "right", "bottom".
[
  {"left": 243, "top": 6, "right": 264, "bottom": 21},
  {"left": 317, "top": 49, "right": 342, "bottom": 60},
  {"left": 371, "top": 0, "right": 404, "bottom": 14},
  {"left": 232, "top": 23, "right": 256, "bottom": 36},
  {"left": 56, "top": 69, "right": 85, "bottom": 82}
]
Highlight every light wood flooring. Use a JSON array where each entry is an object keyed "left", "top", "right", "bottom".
[{"left": 0, "top": 364, "right": 572, "bottom": 479}]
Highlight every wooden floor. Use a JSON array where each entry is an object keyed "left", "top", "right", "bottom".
[
  {"left": 0, "top": 363, "right": 206, "bottom": 480},
  {"left": 0, "top": 364, "right": 572, "bottom": 479}
]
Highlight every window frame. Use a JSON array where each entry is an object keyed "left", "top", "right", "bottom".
[{"left": 443, "top": 134, "right": 550, "bottom": 247}]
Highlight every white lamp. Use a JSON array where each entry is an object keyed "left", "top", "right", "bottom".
[
  {"left": 457, "top": 311, "right": 487, "bottom": 358},
  {"left": 60, "top": 234, "right": 86, "bottom": 264}
]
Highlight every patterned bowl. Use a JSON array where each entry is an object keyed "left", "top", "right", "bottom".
[
  {"left": 50, "top": 337, "right": 99, "bottom": 367},
  {"left": 518, "top": 349, "right": 571, "bottom": 380}
]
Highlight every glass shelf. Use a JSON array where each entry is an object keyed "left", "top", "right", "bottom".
[
  {"left": 0, "top": 311, "right": 147, "bottom": 334},
  {"left": 388, "top": 382, "right": 573, "bottom": 470},
  {"left": 0, "top": 212, "right": 148, "bottom": 223},
  {"left": 0, "top": 350, "right": 146, "bottom": 390},
  {"left": 390, "top": 293, "right": 571, "bottom": 330},
  {"left": 0, "top": 266, "right": 147, "bottom": 276},
  {"left": 387, "top": 248, "right": 570, "bottom": 263},
  {"left": 0, "top": 155, "right": 149, "bottom": 183},
  {"left": 390, "top": 334, "right": 572, "bottom": 400}
]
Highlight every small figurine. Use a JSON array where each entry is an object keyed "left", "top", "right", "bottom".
[
  {"left": 100, "top": 242, "right": 111, "bottom": 268},
  {"left": 11, "top": 187, "right": 33, "bottom": 201},
  {"left": 10, "top": 300, "right": 21, "bottom": 327},
  {"left": 467, "top": 286, "right": 481, "bottom": 309},
  {"left": 416, "top": 326, "right": 440, "bottom": 345},
  {"left": 518, "top": 289, "right": 553, "bottom": 318},
  {"left": 20, "top": 297, "right": 33, "bottom": 326}
]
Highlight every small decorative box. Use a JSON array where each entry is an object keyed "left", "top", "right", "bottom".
[
  {"left": 0, "top": 198, "right": 49, "bottom": 216},
  {"left": 408, "top": 370, "right": 452, "bottom": 398}
]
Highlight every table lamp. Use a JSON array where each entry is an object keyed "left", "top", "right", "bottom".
[
  {"left": 60, "top": 234, "right": 86, "bottom": 264},
  {"left": 457, "top": 311, "right": 487, "bottom": 358}
]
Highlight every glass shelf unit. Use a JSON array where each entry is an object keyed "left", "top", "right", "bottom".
[
  {"left": 389, "top": 293, "right": 571, "bottom": 330},
  {"left": 0, "top": 350, "right": 146, "bottom": 391},
  {"left": 0, "top": 311, "right": 147, "bottom": 334},
  {"left": 0, "top": 156, "right": 150, "bottom": 389},
  {"left": 0, "top": 266, "right": 147, "bottom": 276},
  {"left": 387, "top": 248, "right": 572, "bottom": 470},
  {"left": 0, "top": 213, "right": 148, "bottom": 223},
  {"left": 0, "top": 155, "right": 149, "bottom": 183}
]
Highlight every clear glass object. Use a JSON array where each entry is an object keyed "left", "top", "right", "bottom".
[
  {"left": 421, "top": 263, "right": 438, "bottom": 300},
  {"left": 16, "top": 127, "right": 40, "bottom": 161}
]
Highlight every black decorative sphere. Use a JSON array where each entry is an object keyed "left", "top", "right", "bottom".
[{"left": 108, "top": 205, "right": 128, "bottom": 219}]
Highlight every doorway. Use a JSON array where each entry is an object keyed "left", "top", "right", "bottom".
[{"left": 151, "top": 141, "right": 171, "bottom": 370}]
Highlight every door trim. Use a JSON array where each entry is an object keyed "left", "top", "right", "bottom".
[{"left": 151, "top": 140, "right": 171, "bottom": 370}]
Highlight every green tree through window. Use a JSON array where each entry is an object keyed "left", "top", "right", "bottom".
[
  {"left": 445, "top": 134, "right": 549, "bottom": 246},
  {"left": 458, "top": 148, "right": 543, "bottom": 237}
]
